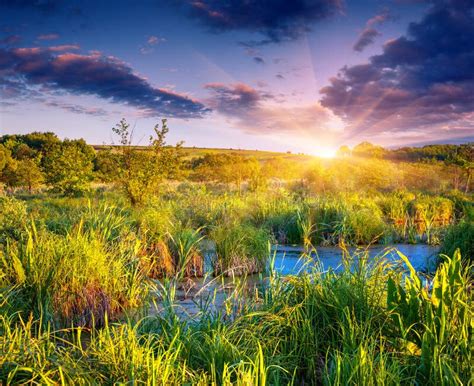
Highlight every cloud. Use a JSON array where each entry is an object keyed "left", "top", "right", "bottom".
[
  {"left": 43, "top": 100, "right": 110, "bottom": 116},
  {"left": 353, "top": 28, "right": 379, "bottom": 52},
  {"left": 205, "top": 82, "right": 343, "bottom": 139},
  {"left": 321, "top": 0, "right": 474, "bottom": 143},
  {"left": 183, "top": 0, "right": 343, "bottom": 45},
  {"left": 0, "top": 46, "right": 209, "bottom": 118},
  {"left": 37, "top": 33, "right": 59, "bottom": 40},
  {"left": 0, "top": 35, "right": 21, "bottom": 45},
  {"left": 253, "top": 56, "right": 265, "bottom": 64},
  {"left": 353, "top": 9, "right": 391, "bottom": 52},
  {"left": 147, "top": 35, "right": 165, "bottom": 45},
  {"left": 140, "top": 35, "right": 166, "bottom": 54}
]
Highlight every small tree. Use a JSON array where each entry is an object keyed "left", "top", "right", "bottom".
[
  {"left": 1, "top": 158, "right": 44, "bottom": 192},
  {"left": 43, "top": 139, "right": 95, "bottom": 195},
  {"left": 113, "top": 118, "right": 183, "bottom": 205},
  {"left": 15, "top": 158, "right": 44, "bottom": 192}
]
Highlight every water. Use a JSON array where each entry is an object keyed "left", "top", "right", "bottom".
[
  {"left": 149, "top": 244, "right": 439, "bottom": 319},
  {"left": 271, "top": 244, "right": 439, "bottom": 275}
]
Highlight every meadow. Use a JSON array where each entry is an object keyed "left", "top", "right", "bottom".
[{"left": 0, "top": 130, "right": 473, "bottom": 385}]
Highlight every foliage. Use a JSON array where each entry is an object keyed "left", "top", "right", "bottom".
[
  {"left": 440, "top": 220, "right": 474, "bottom": 262},
  {"left": 0, "top": 196, "right": 28, "bottom": 243},
  {"left": 112, "top": 118, "right": 183, "bottom": 205},
  {"left": 211, "top": 221, "right": 270, "bottom": 275},
  {"left": 1, "top": 245, "right": 471, "bottom": 384},
  {"left": 42, "top": 139, "right": 95, "bottom": 195}
]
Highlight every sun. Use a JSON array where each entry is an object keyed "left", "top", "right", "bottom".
[{"left": 310, "top": 146, "right": 337, "bottom": 158}]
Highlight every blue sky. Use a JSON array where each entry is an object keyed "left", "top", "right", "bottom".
[{"left": 0, "top": 0, "right": 472, "bottom": 155}]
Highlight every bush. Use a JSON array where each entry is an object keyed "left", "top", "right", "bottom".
[{"left": 0, "top": 196, "right": 28, "bottom": 243}]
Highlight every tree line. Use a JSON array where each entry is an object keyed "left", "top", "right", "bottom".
[{"left": 1, "top": 120, "right": 472, "bottom": 203}]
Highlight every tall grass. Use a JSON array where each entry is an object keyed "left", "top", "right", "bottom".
[
  {"left": 1, "top": 249, "right": 471, "bottom": 384},
  {"left": 0, "top": 187, "right": 472, "bottom": 384},
  {"left": 0, "top": 209, "right": 147, "bottom": 327},
  {"left": 210, "top": 222, "right": 271, "bottom": 275}
]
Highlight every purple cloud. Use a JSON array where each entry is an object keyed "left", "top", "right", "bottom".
[
  {"left": 0, "top": 35, "right": 21, "bottom": 45},
  {"left": 353, "top": 9, "right": 391, "bottom": 52},
  {"left": 37, "top": 33, "right": 59, "bottom": 40},
  {"left": 0, "top": 46, "right": 210, "bottom": 118},
  {"left": 205, "top": 82, "right": 341, "bottom": 139},
  {"left": 321, "top": 0, "right": 474, "bottom": 143},
  {"left": 183, "top": 0, "right": 343, "bottom": 45},
  {"left": 353, "top": 28, "right": 379, "bottom": 52}
]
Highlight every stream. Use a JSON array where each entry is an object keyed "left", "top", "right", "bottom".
[{"left": 149, "top": 244, "right": 439, "bottom": 319}]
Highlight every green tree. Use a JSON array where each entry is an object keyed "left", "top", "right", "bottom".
[
  {"left": 94, "top": 149, "right": 121, "bottom": 183},
  {"left": 43, "top": 139, "right": 95, "bottom": 195},
  {"left": 15, "top": 158, "right": 44, "bottom": 192},
  {"left": 0, "top": 144, "right": 11, "bottom": 173},
  {"left": 113, "top": 118, "right": 183, "bottom": 205}
]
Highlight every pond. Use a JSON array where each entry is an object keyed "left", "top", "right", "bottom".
[
  {"left": 149, "top": 244, "right": 440, "bottom": 319},
  {"left": 271, "top": 243, "right": 439, "bottom": 275}
]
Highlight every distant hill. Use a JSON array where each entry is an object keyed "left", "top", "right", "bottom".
[{"left": 92, "top": 144, "right": 313, "bottom": 162}]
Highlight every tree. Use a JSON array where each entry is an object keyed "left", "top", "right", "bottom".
[
  {"left": 0, "top": 144, "right": 11, "bottom": 172},
  {"left": 43, "top": 139, "right": 95, "bottom": 195},
  {"left": 247, "top": 158, "right": 268, "bottom": 192},
  {"left": 94, "top": 149, "right": 121, "bottom": 182},
  {"left": 15, "top": 158, "right": 44, "bottom": 192},
  {"left": 113, "top": 118, "right": 183, "bottom": 205},
  {"left": 445, "top": 143, "right": 473, "bottom": 193},
  {"left": 1, "top": 157, "right": 44, "bottom": 192},
  {"left": 353, "top": 142, "right": 386, "bottom": 158},
  {"left": 337, "top": 145, "right": 351, "bottom": 157}
]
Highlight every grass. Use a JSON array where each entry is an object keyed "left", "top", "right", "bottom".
[
  {"left": 1, "top": 248, "right": 471, "bottom": 385},
  {"left": 0, "top": 184, "right": 472, "bottom": 384}
]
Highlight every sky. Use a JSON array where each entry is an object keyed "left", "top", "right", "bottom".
[{"left": 0, "top": 0, "right": 473, "bottom": 156}]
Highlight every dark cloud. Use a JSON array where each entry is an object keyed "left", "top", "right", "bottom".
[
  {"left": 37, "top": 33, "right": 59, "bottom": 40},
  {"left": 0, "top": 35, "right": 21, "bottom": 45},
  {"left": 276, "top": 74, "right": 285, "bottom": 80},
  {"left": 204, "top": 83, "right": 269, "bottom": 114},
  {"left": 183, "top": 0, "right": 343, "bottom": 45},
  {"left": 0, "top": 46, "right": 209, "bottom": 118},
  {"left": 44, "top": 100, "right": 109, "bottom": 116},
  {"left": 205, "top": 82, "right": 341, "bottom": 138},
  {"left": 253, "top": 56, "right": 265, "bottom": 64},
  {"left": 353, "top": 28, "right": 379, "bottom": 52},
  {"left": 321, "top": 0, "right": 474, "bottom": 141},
  {"left": 353, "top": 9, "right": 391, "bottom": 52}
]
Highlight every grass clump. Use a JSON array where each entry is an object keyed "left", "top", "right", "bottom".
[
  {"left": 440, "top": 220, "right": 474, "bottom": 262},
  {"left": 211, "top": 222, "right": 271, "bottom": 275},
  {"left": 0, "top": 196, "right": 28, "bottom": 243},
  {"left": 1, "top": 225, "right": 147, "bottom": 327}
]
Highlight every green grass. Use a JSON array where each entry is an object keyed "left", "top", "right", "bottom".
[
  {"left": 1, "top": 248, "right": 471, "bottom": 385},
  {"left": 0, "top": 185, "right": 472, "bottom": 385}
]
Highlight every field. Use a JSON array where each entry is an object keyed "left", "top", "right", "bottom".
[{"left": 0, "top": 132, "right": 473, "bottom": 385}]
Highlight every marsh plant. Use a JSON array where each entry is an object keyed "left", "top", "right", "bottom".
[{"left": 211, "top": 222, "right": 271, "bottom": 276}]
